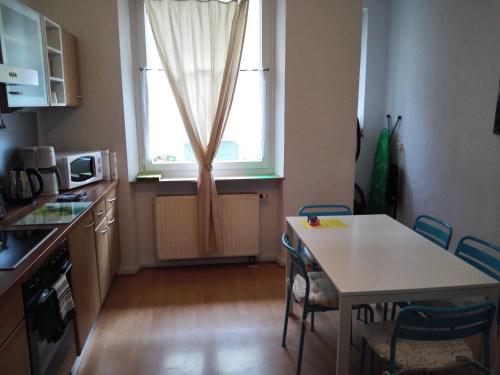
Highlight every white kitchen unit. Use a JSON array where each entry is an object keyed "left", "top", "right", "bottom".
[
  {"left": 43, "top": 17, "right": 65, "bottom": 106},
  {"left": 0, "top": 0, "right": 49, "bottom": 108},
  {"left": 0, "top": 0, "right": 81, "bottom": 110}
]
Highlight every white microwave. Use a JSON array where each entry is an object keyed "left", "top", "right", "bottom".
[{"left": 56, "top": 151, "right": 103, "bottom": 190}]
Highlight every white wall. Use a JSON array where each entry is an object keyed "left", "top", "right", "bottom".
[
  {"left": 18, "top": 0, "right": 364, "bottom": 270},
  {"left": 355, "top": 0, "right": 390, "bottom": 199},
  {"left": 281, "top": 0, "right": 362, "bottom": 222},
  {"left": 22, "top": 0, "right": 141, "bottom": 273},
  {"left": 385, "top": 0, "right": 500, "bottom": 248}
]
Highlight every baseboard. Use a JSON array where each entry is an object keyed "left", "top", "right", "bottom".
[
  {"left": 139, "top": 254, "right": 282, "bottom": 269},
  {"left": 118, "top": 255, "right": 284, "bottom": 274},
  {"left": 275, "top": 256, "right": 286, "bottom": 267},
  {"left": 117, "top": 265, "right": 141, "bottom": 275}
]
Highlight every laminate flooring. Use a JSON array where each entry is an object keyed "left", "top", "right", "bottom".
[{"left": 77, "top": 263, "right": 479, "bottom": 375}]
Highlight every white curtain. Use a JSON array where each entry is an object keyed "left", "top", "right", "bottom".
[{"left": 145, "top": 0, "right": 249, "bottom": 254}]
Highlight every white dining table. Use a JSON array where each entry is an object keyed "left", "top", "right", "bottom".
[{"left": 285, "top": 214, "right": 500, "bottom": 375}]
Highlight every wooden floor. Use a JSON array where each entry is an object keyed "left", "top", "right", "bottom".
[{"left": 78, "top": 263, "right": 479, "bottom": 375}]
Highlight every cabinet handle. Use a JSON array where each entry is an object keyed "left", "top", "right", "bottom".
[
  {"left": 107, "top": 217, "right": 115, "bottom": 225},
  {"left": 96, "top": 209, "right": 105, "bottom": 216},
  {"left": 100, "top": 227, "right": 109, "bottom": 234},
  {"left": 107, "top": 196, "right": 117, "bottom": 203},
  {"left": 8, "top": 91, "right": 23, "bottom": 95},
  {"left": 84, "top": 221, "right": 94, "bottom": 228}
]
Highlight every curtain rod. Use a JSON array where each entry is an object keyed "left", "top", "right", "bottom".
[{"left": 139, "top": 67, "right": 270, "bottom": 72}]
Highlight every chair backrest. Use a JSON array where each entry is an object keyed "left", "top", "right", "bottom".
[
  {"left": 455, "top": 236, "right": 500, "bottom": 282},
  {"left": 412, "top": 214, "right": 453, "bottom": 250},
  {"left": 390, "top": 303, "right": 496, "bottom": 371},
  {"left": 282, "top": 233, "right": 309, "bottom": 290},
  {"left": 298, "top": 204, "right": 352, "bottom": 217}
]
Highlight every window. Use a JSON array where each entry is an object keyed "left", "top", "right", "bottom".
[{"left": 138, "top": 0, "right": 273, "bottom": 178}]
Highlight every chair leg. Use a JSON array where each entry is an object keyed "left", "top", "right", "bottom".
[
  {"left": 311, "top": 311, "right": 315, "bottom": 332},
  {"left": 359, "top": 336, "right": 367, "bottom": 375},
  {"left": 350, "top": 317, "right": 353, "bottom": 345},
  {"left": 383, "top": 303, "right": 388, "bottom": 321},
  {"left": 296, "top": 308, "right": 308, "bottom": 375},
  {"left": 370, "top": 347, "right": 375, "bottom": 375},
  {"left": 357, "top": 306, "right": 361, "bottom": 321},
  {"left": 364, "top": 305, "right": 368, "bottom": 323},
  {"left": 367, "top": 305, "right": 374, "bottom": 323},
  {"left": 482, "top": 332, "right": 490, "bottom": 371},
  {"left": 391, "top": 302, "right": 397, "bottom": 321},
  {"left": 281, "top": 282, "right": 293, "bottom": 347}
]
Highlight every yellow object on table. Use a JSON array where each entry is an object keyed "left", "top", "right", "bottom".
[{"left": 300, "top": 218, "right": 347, "bottom": 229}]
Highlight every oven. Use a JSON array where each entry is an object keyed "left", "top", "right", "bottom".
[{"left": 23, "top": 240, "right": 76, "bottom": 375}]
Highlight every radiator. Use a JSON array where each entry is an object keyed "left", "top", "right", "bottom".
[{"left": 155, "top": 194, "right": 260, "bottom": 260}]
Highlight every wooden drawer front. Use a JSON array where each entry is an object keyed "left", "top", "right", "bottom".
[
  {"left": 105, "top": 189, "right": 117, "bottom": 212},
  {"left": 0, "top": 287, "right": 24, "bottom": 348},
  {"left": 93, "top": 199, "right": 106, "bottom": 226},
  {"left": 0, "top": 321, "right": 30, "bottom": 375}
]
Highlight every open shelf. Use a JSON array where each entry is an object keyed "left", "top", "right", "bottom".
[
  {"left": 49, "top": 80, "right": 66, "bottom": 106},
  {"left": 44, "top": 17, "right": 61, "bottom": 51},
  {"left": 43, "top": 17, "right": 67, "bottom": 107},
  {"left": 49, "top": 76, "right": 64, "bottom": 83},
  {"left": 47, "top": 46, "right": 62, "bottom": 55}
]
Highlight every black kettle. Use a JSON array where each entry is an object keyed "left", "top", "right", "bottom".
[{"left": 7, "top": 168, "right": 44, "bottom": 204}]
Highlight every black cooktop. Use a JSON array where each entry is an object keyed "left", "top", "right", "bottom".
[{"left": 0, "top": 229, "right": 57, "bottom": 270}]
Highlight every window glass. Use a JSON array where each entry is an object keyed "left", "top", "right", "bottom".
[{"left": 144, "top": 0, "right": 264, "bottom": 165}]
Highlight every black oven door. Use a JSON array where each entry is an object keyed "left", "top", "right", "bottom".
[{"left": 23, "top": 242, "right": 76, "bottom": 375}]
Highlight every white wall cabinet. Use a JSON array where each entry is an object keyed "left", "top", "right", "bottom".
[
  {"left": 0, "top": 0, "right": 49, "bottom": 108},
  {"left": 42, "top": 17, "right": 81, "bottom": 107},
  {"left": 0, "top": 0, "right": 80, "bottom": 110}
]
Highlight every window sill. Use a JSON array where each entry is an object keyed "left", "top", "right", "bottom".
[{"left": 132, "top": 174, "right": 284, "bottom": 184}]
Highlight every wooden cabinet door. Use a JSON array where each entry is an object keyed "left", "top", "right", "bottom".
[
  {"left": 61, "top": 30, "right": 81, "bottom": 106},
  {"left": 107, "top": 207, "right": 120, "bottom": 279},
  {"left": 95, "top": 219, "right": 111, "bottom": 304},
  {"left": 68, "top": 212, "right": 100, "bottom": 353},
  {"left": 0, "top": 321, "right": 30, "bottom": 375}
]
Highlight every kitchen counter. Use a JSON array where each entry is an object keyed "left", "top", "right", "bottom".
[{"left": 0, "top": 180, "right": 118, "bottom": 298}]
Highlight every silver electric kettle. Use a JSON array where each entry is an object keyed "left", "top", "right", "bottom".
[{"left": 8, "top": 168, "right": 44, "bottom": 204}]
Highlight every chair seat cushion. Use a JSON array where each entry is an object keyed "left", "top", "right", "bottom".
[
  {"left": 361, "top": 321, "right": 473, "bottom": 371},
  {"left": 292, "top": 272, "right": 339, "bottom": 308}
]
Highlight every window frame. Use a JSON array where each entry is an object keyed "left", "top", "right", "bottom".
[{"left": 133, "top": 0, "right": 275, "bottom": 179}]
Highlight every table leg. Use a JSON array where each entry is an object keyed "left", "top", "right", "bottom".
[{"left": 337, "top": 296, "right": 353, "bottom": 375}]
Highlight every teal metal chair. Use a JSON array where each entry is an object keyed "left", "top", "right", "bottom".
[
  {"left": 297, "top": 204, "right": 352, "bottom": 266},
  {"left": 359, "top": 302, "right": 496, "bottom": 374},
  {"left": 413, "top": 214, "right": 453, "bottom": 250},
  {"left": 455, "top": 236, "right": 500, "bottom": 334},
  {"left": 297, "top": 204, "right": 365, "bottom": 322},
  {"left": 385, "top": 214, "right": 453, "bottom": 321},
  {"left": 281, "top": 233, "right": 373, "bottom": 375},
  {"left": 455, "top": 236, "right": 500, "bottom": 281},
  {"left": 399, "top": 235, "right": 500, "bottom": 313}
]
